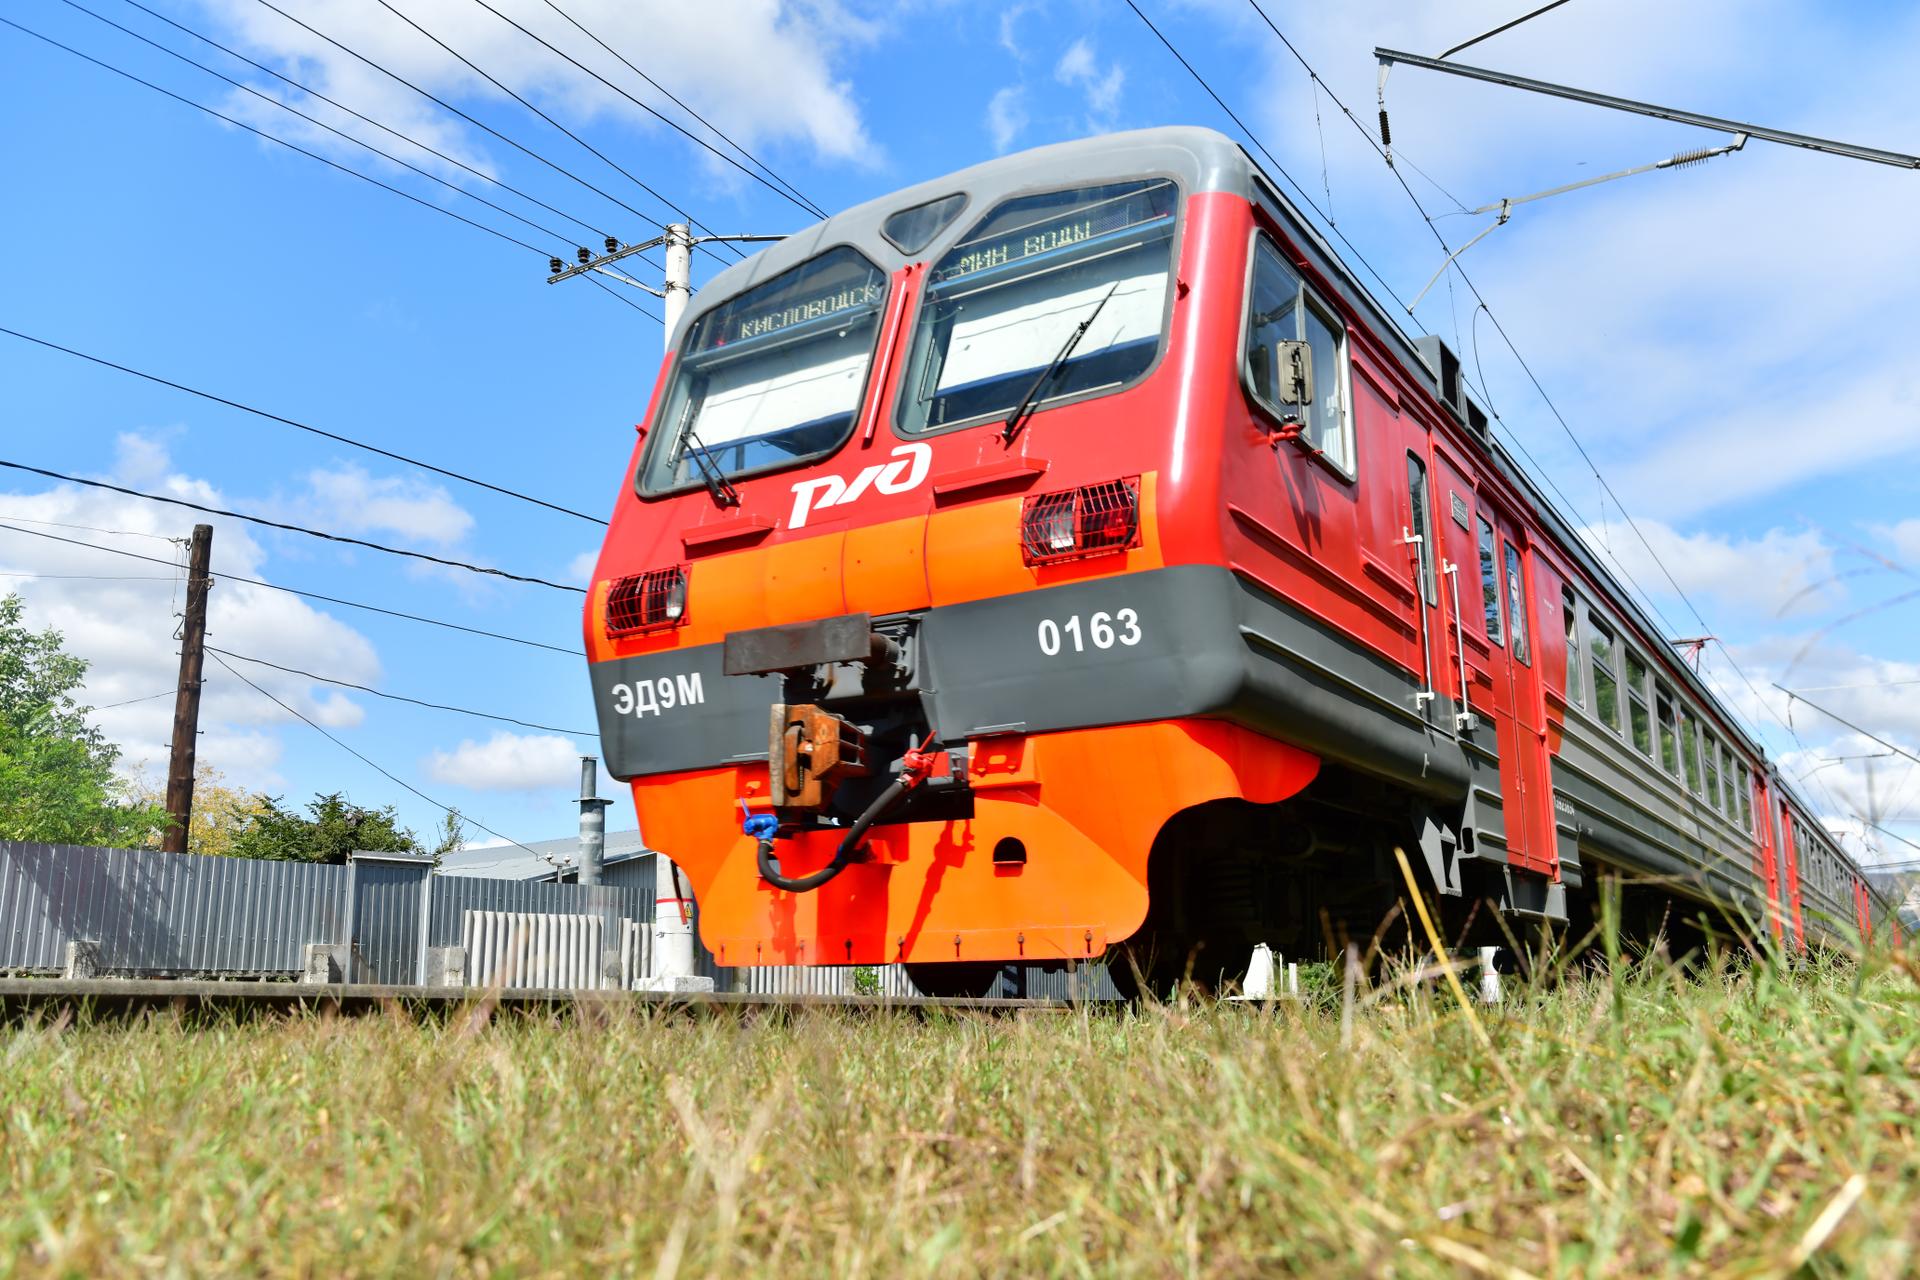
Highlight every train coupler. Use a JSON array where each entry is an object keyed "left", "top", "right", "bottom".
[{"left": 769, "top": 703, "right": 869, "bottom": 811}]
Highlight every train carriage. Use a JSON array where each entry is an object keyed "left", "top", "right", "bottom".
[{"left": 584, "top": 127, "right": 1896, "bottom": 994}]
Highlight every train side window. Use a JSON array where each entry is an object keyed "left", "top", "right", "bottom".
[
  {"left": 1589, "top": 619, "right": 1619, "bottom": 730},
  {"left": 1657, "top": 686, "right": 1681, "bottom": 779},
  {"left": 1703, "top": 732, "right": 1721, "bottom": 810},
  {"left": 1504, "top": 541, "right": 1530, "bottom": 666},
  {"left": 1625, "top": 652, "right": 1653, "bottom": 756},
  {"left": 1738, "top": 765, "right": 1754, "bottom": 831},
  {"left": 1243, "top": 237, "right": 1353, "bottom": 475},
  {"left": 1562, "top": 590, "right": 1584, "bottom": 707},
  {"left": 1405, "top": 454, "right": 1436, "bottom": 604},
  {"left": 1476, "top": 516, "right": 1503, "bottom": 645},
  {"left": 1679, "top": 709, "right": 1702, "bottom": 795},
  {"left": 1728, "top": 740, "right": 1743, "bottom": 821}
]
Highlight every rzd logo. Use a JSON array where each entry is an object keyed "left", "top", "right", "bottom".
[{"left": 787, "top": 442, "right": 931, "bottom": 529}]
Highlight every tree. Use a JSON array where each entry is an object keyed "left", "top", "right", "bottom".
[
  {"left": 0, "top": 593, "right": 166, "bottom": 846},
  {"left": 227, "top": 792, "right": 421, "bottom": 864},
  {"left": 129, "top": 762, "right": 272, "bottom": 857},
  {"left": 429, "top": 808, "right": 468, "bottom": 868}
]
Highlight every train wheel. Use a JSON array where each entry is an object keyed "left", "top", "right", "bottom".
[{"left": 904, "top": 962, "right": 1001, "bottom": 999}]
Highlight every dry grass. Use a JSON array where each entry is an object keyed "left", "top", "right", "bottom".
[{"left": 4, "top": 949, "right": 1918, "bottom": 1277}]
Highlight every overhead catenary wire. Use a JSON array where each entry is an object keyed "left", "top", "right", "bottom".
[
  {"left": 60, "top": 0, "right": 587, "bottom": 252},
  {"left": 372, "top": 0, "right": 744, "bottom": 264},
  {"left": 208, "top": 647, "right": 597, "bottom": 738},
  {"left": 0, "top": 461, "right": 586, "bottom": 594},
  {"left": 534, "top": 0, "right": 824, "bottom": 218},
  {"left": 207, "top": 649, "right": 548, "bottom": 861},
  {"left": 246, "top": 0, "right": 673, "bottom": 256},
  {"left": 0, "top": 522, "right": 580, "bottom": 655},
  {"left": 1238, "top": 1, "right": 1861, "bottom": 825},
  {"left": 111, "top": 0, "right": 622, "bottom": 249},
  {"left": 483, "top": 0, "right": 825, "bottom": 220},
  {"left": 1139, "top": 1, "right": 1854, "bottom": 824},
  {"left": 0, "top": 15, "right": 552, "bottom": 260},
  {"left": 0, "top": 327, "right": 610, "bottom": 525}
]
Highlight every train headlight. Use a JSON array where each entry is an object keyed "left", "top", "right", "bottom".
[
  {"left": 1019, "top": 478, "right": 1141, "bottom": 566},
  {"left": 605, "top": 565, "right": 690, "bottom": 636}
]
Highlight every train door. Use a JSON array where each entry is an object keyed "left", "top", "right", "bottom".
[
  {"left": 1751, "top": 771, "right": 1786, "bottom": 943},
  {"left": 1473, "top": 496, "right": 1555, "bottom": 876},
  {"left": 1776, "top": 800, "right": 1806, "bottom": 950}
]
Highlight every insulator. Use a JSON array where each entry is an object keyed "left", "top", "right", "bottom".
[
  {"left": 1378, "top": 108, "right": 1392, "bottom": 148},
  {"left": 576, "top": 246, "right": 591, "bottom": 264},
  {"left": 548, "top": 257, "right": 564, "bottom": 273},
  {"left": 604, "top": 236, "right": 619, "bottom": 253},
  {"left": 1666, "top": 146, "right": 1718, "bottom": 169}
]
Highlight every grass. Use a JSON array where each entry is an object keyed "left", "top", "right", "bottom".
[{"left": 3, "top": 948, "right": 1918, "bottom": 1277}]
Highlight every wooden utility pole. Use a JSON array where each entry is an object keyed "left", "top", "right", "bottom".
[{"left": 162, "top": 524, "right": 213, "bottom": 853}]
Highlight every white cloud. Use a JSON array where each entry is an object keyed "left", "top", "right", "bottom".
[
  {"left": 567, "top": 548, "right": 601, "bottom": 583},
  {"left": 999, "top": 1, "right": 1042, "bottom": 58},
  {"left": 1876, "top": 519, "right": 1920, "bottom": 570},
  {"left": 986, "top": 85, "right": 1027, "bottom": 153},
  {"left": 1576, "top": 519, "right": 1843, "bottom": 622},
  {"left": 198, "top": 0, "right": 878, "bottom": 191},
  {"left": 1053, "top": 37, "right": 1123, "bottom": 118},
  {"left": 0, "top": 433, "right": 382, "bottom": 790},
  {"left": 424, "top": 730, "right": 587, "bottom": 791},
  {"left": 303, "top": 464, "right": 473, "bottom": 547}
]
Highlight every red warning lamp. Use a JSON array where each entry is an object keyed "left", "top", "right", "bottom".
[{"left": 1019, "top": 479, "right": 1141, "bottom": 566}]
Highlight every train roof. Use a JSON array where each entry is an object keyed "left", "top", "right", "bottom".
[{"left": 683, "top": 127, "right": 1861, "bottom": 873}]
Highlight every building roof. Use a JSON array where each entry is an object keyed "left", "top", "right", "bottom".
[{"left": 436, "top": 828, "right": 653, "bottom": 880}]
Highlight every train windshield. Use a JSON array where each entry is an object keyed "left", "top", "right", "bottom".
[
  {"left": 897, "top": 179, "right": 1178, "bottom": 434},
  {"left": 639, "top": 246, "right": 887, "bottom": 496}
]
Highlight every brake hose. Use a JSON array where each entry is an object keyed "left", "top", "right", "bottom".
[
  {"left": 749, "top": 731, "right": 940, "bottom": 894},
  {"left": 751, "top": 777, "right": 911, "bottom": 893}
]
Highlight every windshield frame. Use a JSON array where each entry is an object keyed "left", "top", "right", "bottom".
[
  {"left": 634, "top": 243, "right": 893, "bottom": 501},
  {"left": 890, "top": 174, "right": 1185, "bottom": 441}
]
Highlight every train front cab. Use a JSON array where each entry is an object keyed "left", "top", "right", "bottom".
[
  {"left": 586, "top": 132, "right": 1364, "bottom": 989},
  {"left": 584, "top": 127, "right": 1667, "bottom": 992}
]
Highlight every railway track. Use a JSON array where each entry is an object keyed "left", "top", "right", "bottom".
[{"left": 0, "top": 976, "right": 1073, "bottom": 1019}]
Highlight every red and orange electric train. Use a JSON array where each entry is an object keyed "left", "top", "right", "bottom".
[{"left": 584, "top": 128, "right": 1896, "bottom": 995}]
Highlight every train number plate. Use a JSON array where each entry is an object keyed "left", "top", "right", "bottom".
[{"left": 1035, "top": 608, "right": 1142, "bottom": 656}]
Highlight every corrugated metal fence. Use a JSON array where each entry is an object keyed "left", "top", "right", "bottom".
[
  {"left": 1, "top": 840, "right": 350, "bottom": 975},
  {"left": 1, "top": 840, "right": 1112, "bottom": 995}
]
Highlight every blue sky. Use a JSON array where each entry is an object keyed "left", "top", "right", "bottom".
[{"left": 3, "top": 0, "right": 1916, "bottom": 872}]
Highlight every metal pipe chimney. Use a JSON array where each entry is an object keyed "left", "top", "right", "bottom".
[{"left": 577, "top": 756, "right": 609, "bottom": 887}]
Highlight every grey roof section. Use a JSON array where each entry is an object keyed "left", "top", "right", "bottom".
[
  {"left": 437, "top": 828, "right": 652, "bottom": 880},
  {"left": 674, "top": 126, "right": 1254, "bottom": 351}
]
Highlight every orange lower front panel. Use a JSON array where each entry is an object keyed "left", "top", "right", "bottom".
[{"left": 630, "top": 719, "right": 1319, "bottom": 967}]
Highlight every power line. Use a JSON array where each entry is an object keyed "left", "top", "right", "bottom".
[
  {"left": 0, "top": 571, "right": 174, "bottom": 581},
  {"left": 247, "top": 0, "right": 667, "bottom": 249},
  {"left": 0, "top": 461, "right": 586, "bottom": 593},
  {"left": 0, "top": 14, "right": 550, "bottom": 259},
  {"left": 484, "top": 0, "right": 825, "bottom": 220},
  {"left": 1120, "top": 0, "right": 1421, "bottom": 320},
  {"left": 111, "top": 0, "right": 619, "bottom": 248},
  {"left": 207, "top": 649, "right": 546, "bottom": 860},
  {"left": 0, "top": 522, "right": 581, "bottom": 655},
  {"left": 535, "top": 0, "right": 822, "bottom": 218},
  {"left": 209, "top": 647, "right": 597, "bottom": 737},
  {"left": 60, "top": 0, "right": 585, "bottom": 252},
  {"left": 0, "top": 513, "right": 175, "bottom": 542},
  {"left": 0, "top": 327, "right": 609, "bottom": 525},
  {"left": 372, "top": 0, "right": 743, "bottom": 264},
  {"left": 90, "top": 689, "right": 178, "bottom": 711}
]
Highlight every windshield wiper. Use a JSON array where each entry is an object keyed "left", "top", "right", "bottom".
[
  {"left": 1000, "top": 281, "right": 1121, "bottom": 447},
  {"left": 669, "top": 392, "right": 741, "bottom": 507}
]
